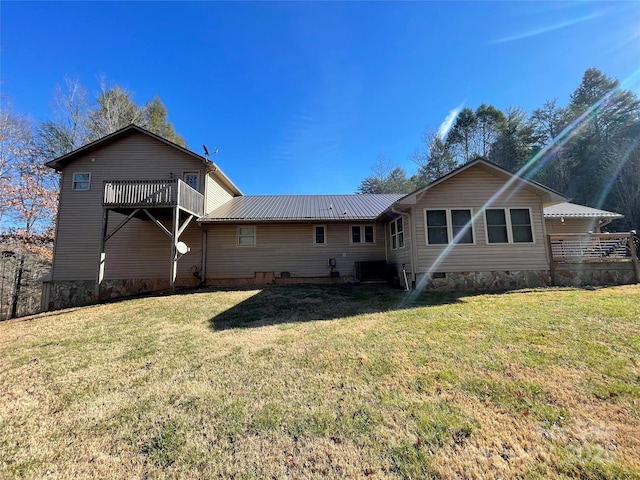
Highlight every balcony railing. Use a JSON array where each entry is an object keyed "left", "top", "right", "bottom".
[
  {"left": 103, "top": 179, "right": 204, "bottom": 216},
  {"left": 548, "top": 233, "right": 636, "bottom": 262}
]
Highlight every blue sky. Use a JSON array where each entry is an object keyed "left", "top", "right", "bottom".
[{"left": 2, "top": 1, "right": 639, "bottom": 194}]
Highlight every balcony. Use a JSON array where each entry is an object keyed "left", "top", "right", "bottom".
[{"left": 103, "top": 179, "right": 204, "bottom": 218}]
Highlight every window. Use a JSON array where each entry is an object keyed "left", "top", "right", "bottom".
[
  {"left": 425, "top": 209, "right": 474, "bottom": 245},
  {"left": 510, "top": 209, "right": 533, "bottom": 243},
  {"left": 486, "top": 209, "right": 509, "bottom": 244},
  {"left": 485, "top": 208, "right": 534, "bottom": 244},
  {"left": 72, "top": 172, "right": 91, "bottom": 191},
  {"left": 426, "top": 210, "right": 448, "bottom": 244},
  {"left": 314, "top": 225, "right": 326, "bottom": 245},
  {"left": 237, "top": 226, "right": 256, "bottom": 246},
  {"left": 390, "top": 217, "right": 404, "bottom": 250},
  {"left": 351, "top": 225, "right": 375, "bottom": 244},
  {"left": 183, "top": 171, "right": 200, "bottom": 191}
]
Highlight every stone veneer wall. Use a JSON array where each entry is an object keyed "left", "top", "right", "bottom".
[
  {"left": 553, "top": 262, "right": 637, "bottom": 287},
  {"left": 47, "top": 277, "right": 201, "bottom": 310},
  {"left": 420, "top": 270, "right": 551, "bottom": 291}
]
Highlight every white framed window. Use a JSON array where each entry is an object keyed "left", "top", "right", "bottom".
[
  {"left": 510, "top": 208, "right": 534, "bottom": 243},
  {"left": 237, "top": 226, "right": 256, "bottom": 246},
  {"left": 351, "top": 225, "right": 375, "bottom": 244},
  {"left": 314, "top": 225, "right": 327, "bottom": 245},
  {"left": 485, "top": 208, "right": 534, "bottom": 244},
  {"left": 183, "top": 171, "right": 200, "bottom": 191},
  {"left": 72, "top": 172, "right": 91, "bottom": 191},
  {"left": 425, "top": 209, "right": 474, "bottom": 245},
  {"left": 390, "top": 217, "right": 404, "bottom": 250}
]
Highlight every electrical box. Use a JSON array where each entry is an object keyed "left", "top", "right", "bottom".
[{"left": 328, "top": 258, "right": 337, "bottom": 267}]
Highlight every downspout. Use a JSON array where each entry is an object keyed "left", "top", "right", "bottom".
[{"left": 201, "top": 227, "right": 207, "bottom": 286}]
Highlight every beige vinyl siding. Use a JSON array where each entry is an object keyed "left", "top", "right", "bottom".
[
  {"left": 413, "top": 165, "right": 548, "bottom": 273},
  {"left": 205, "top": 223, "right": 386, "bottom": 279},
  {"left": 52, "top": 131, "right": 206, "bottom": 281},
  {"left": 386, "top": 216, "right": 412, "bottom": 279},
  {"left": 205, "top": 173, "right": 234, "bottom": 213},
  {"left": 545, "top": 218, "right": 600, "bottom": 234}
]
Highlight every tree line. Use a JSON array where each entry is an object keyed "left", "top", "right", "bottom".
[{"left": 357, "top": 68, "right": 640, "bottom": 232}]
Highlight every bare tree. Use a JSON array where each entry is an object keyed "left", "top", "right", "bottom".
[
  {"left": 39, "top": 76, "right": 90, "bottom": 161},
  {"left": 87, "top": 76, "right": 143, "bottom": 140}
]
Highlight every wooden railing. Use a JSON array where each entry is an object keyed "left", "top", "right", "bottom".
[
  {"left": 548, "top": 233, "right": 636, "bottom": 262},
  {"left": 103, "top": 179, "right": 204, "bottom": 216}
]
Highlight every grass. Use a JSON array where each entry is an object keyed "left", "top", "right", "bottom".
[{"left": 1, "top": 284, "right": 639, "bottom": 479}]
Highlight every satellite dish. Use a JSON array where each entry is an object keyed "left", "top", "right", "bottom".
[
  {"left": 176, "top": 242, "right": 190, "bottom": 255},
  {"left": 203, "top": 144, "right": 209, "bottom": 156}
]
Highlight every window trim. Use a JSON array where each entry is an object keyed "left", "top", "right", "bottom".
[
  {"left": 424, "top": 208, "right": 475, "bottom": 246},
  {"left": 350, "top": 224, "right": 376, "bottom": 245},
  {"left": 237, "top": 225, "right": 256, "bottom": 247},
  {"left": 390, "top": 217, "right": 405, "bottom": 250},
  {"left": 182, "top": 170, "right": 201, "bottom": 191},
  {"left": 313, "top": 225, "right": 327, "bottom": 246},
  {"left": 72, "top": 172, "right": 91, "bottom": 191},
  {"left": 484, "top": 207, "right": 535, "bottom": 245}
]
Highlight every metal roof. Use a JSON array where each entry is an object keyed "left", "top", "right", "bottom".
[
  {"left": 199, "top": 194, "right": 405, "bottom": 222},
  {"left": 544, "top": 202, "right": 623, "bottom": 219}
]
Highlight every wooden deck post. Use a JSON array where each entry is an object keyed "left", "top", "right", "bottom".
[
  {"left": 169, "top": 206, "right": 179, "bottom": 293},
  {"left": 546, "top": 234, "right": 556, "bottom": 286},
  {"left": 95, "top": 209, "right": 109, "bottom": 300},
  {"left": 629, "top": 233, "right": 640, "bottom": 284}
]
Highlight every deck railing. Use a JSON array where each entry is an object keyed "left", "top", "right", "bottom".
[
  {"left": 548, "top": 233, "right": 636, "bottom": 262},
  {"left": 103, "top": 179, "right": 204, "bottom": 216}
]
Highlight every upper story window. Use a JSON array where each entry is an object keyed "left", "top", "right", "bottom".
[
  {"left": 183, "top": 171, "right": 200, "bottom": 191},
  {"left": 425, "top": 209, "right": 474, "bottom": 245},
  {"left": 390, "top": 217, "right": 404, "bottom": 250},
  {"left": 72, "top": 173, "right": 91, "bottom": 191},
  {"left": 351, "top": 225, "right": 375, "bottom": 244},
  {"left": 485, "top": 208, "right": 534, "bottom": 244},
  {"left": 314, "top": 225, "right": 327, "bottom": 245},
  {"left": 237, "top": 226, "right": 256, "bottom": 246}
]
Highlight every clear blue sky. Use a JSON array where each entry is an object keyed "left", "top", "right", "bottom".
[{"left": 2, "top": 1, "right": 638, "bottom": 194}]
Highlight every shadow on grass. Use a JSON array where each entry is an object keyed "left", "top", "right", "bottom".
[{"left": 208, "top": 283, "right": 476, "bottom": 330}]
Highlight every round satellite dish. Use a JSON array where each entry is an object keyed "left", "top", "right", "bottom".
[{"left": 176, "top": 242, "right": 189, "bottom": 255}]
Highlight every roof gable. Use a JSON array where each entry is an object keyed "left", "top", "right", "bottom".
[
  {"left": 45, "top": 124, "right": 242, "bottom": 195},
  {"left": 394, "top": 158, "right": 566, "bottom": 207}
]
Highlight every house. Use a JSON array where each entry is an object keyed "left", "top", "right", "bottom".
[{"left": 42, "top": 125, "right": 638, "bottom": 310}]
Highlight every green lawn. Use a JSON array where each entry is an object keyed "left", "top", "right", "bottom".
[{"left": 1, "top": 284, "right": 639, "bottom": 479}]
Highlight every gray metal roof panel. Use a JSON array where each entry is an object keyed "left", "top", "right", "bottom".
[
  {"left": 543, "top": 202, "right": 624, "bottom": 218},
  {"left": 199, "top": 194, "right": 405, "bottom": 222}
]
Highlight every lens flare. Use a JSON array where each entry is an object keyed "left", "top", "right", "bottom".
[{"left": 398, "top": 69, "right": 640, "bottom": 306}]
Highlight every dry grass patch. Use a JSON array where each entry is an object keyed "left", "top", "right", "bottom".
[{"left": 1, "top": 284, "right": 639, "bottom": 479}]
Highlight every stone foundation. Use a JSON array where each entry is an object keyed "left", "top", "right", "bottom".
[
  {"left": 47, "top": 277, "right": 201, "bottom": 310},
  {"left": 420, "top": 270, "right": 551, "bottom": 291},
  {"left": 553, "top": 261, "right": 637, "bottom": 287}
]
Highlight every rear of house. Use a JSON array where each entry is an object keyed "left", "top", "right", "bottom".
[{"left": 42, "top": 126, "right": 638, "bottom": 311}]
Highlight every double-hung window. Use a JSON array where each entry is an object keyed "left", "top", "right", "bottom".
[
  {"left": 314, "top": 225, "right": 327, "bottom": 245},
  {"left": 237, "top": 226, "right": 256, "bottom": 246},
  {"left": 485, "top": 208, "right": 534, "bottom": 244},
  {"left": 390, "top": 217, "right": 404, "bottom": 250},
  {"left": 351, "top": 225, "right": 375, "bottom": 244},
  {"left": 72, "top": 172, "right": 91, "bottom": 191},
  {"left": 425, "top": 209, "right": 474, "bottom": 245}
]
